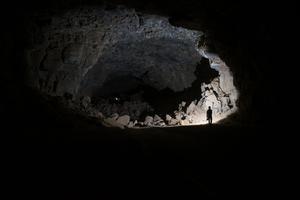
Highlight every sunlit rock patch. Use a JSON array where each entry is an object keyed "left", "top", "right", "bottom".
[{"left": 25, "top": 6, "right": 238, "bottom": 129}]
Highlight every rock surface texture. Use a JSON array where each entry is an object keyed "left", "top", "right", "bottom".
[{"left": 25, "top": 6, "right": 238, "bottom": 128}]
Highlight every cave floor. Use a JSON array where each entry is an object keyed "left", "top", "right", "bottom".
[
  {"left": 5, "top": 89, "right": 275, "bottom": 198},
  {"left": 13, "top": 119, "right": 275, "bottom": 199}
]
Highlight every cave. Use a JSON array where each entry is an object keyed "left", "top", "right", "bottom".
[
  {"left": 1, "top": 0, "right": 284, "bottom": 198},
  {"left": 24, "top": 6, "right": 239, "bottom": 128}
]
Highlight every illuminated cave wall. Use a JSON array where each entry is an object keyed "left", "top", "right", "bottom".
[{"left": 25, "top": 6, "right": 238, "bottom": 128}]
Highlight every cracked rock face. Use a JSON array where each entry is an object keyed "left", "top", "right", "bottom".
[
  {"left": 25, "top": 6, "right": 238, "bottom": 128},
  {"left": 80, "top": 37, "right": 201, "bottom": 96}
]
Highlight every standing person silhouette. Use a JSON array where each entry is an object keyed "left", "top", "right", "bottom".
[{"left": 207, "top": 106, "right": 213, "bottom": 124}]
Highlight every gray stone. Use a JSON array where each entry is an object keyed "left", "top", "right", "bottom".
[
  {"left": 144, "top": 116, "right": 154, "bottom": 126},
  {"left": 110, "top": 113, "right": 119, "bottom": 120},
  {"left": 127, "top": 121, "right": 134, "bottom": 128},
  {"left": 180, "top": 119, "right": 190, "bottom": 125},
  {"left": 26, "top": 7, "right": 203, "bottom": 98},
  {"left": 103, "top": 118, "right": 124, "bottom": 129},
  {"left": 186, "top": 101, "right": 197, "bottom": 115},
  {"left": 153, "top": 114, "right": 163, "bottom": 122},
  {"left": 165, "top": 114, "right": 172, "bottom": 122},
  {"left": 181, "top": 101, "right": 186, "bottom": 107},
  {"left": 169, "top": 118, "right": 179, "bottom": 125},
  {"left": 80, "top": 96, "right": 91, "bottom": 108},
  {"left": 116, "top": 115, "right": 130, "bottom": 126}
]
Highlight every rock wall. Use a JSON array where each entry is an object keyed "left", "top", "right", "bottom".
[{"left": 25, "top": 6, "right": 202, "bottom": 98}]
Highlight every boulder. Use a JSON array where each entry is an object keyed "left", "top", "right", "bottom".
[
  {"left": 169, "top": 118, "right": 179, "bottom": 125},
  {"left": 88, "top": 110, "right": 103, "bottom": 119},
  {"left": 180, "top": 119, "right": 190, "bottom": 125},
  {"left": 181, "top": 101, "right": 186, "bottom": 107},
  {"left": 144, "top": 116, "right": 154, "bottom": 126},
  {"left": 110, "top": 113, "right": 119, "bottom": 120},
  {"left": 175, "top": 111, "right": 184, "bottom": 121},
  {"left": 186, "top": 101, "right": 197, "bottom": 115},
  {"left": 127, "top": 121, "right": 135, "bottom": 128},
  {"left": 116, "top": 115, "right": 130, "bottom": 126},
  {"left": 165, "top": 114, "right": 172, "bottom": 122},
  {"left": 153, "top": 114, "right": 165, "bottom": 126},
  {"left": 80, "top": 96, "right": 91, "bottom": 109},
  {"left": 153, "top": 114, "right": 163, "bottom": 122},
  {"left": 102, "top": 118, "right": 124, "bottom": 129}
]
